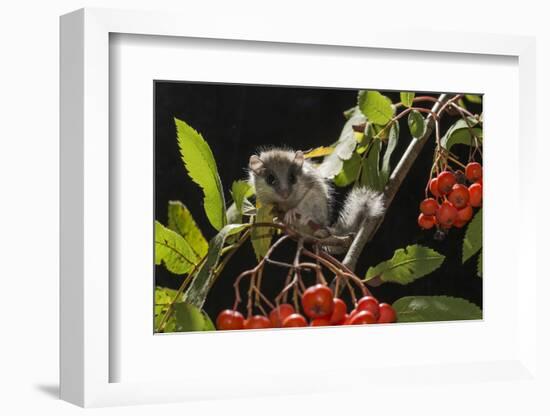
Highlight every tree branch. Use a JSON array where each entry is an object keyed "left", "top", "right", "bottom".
[{"left": 342, "top": 94, "right": 451, "bottom": 271}]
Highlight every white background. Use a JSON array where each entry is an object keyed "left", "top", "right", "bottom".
[{"left": 1, "top": 0, "right": 549, "bottom": 415}]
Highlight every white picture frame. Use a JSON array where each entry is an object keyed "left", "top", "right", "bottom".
[{"left": 60, "top": 7, "right": 540, "bottom": 408}]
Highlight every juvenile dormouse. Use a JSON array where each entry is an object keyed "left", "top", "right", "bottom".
[{"left": 248, "top": 148, "right": 384, "bottom": 241}]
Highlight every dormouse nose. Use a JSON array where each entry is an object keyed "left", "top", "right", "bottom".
[{"left": 280, "top": 189, "right": 290, "bottom": 200}]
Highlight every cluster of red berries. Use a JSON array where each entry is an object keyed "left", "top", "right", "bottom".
[
  {"left": 418, "top": 162, "right": 482, "bottom": 232},
  {"left": 216, "top": 284, "right": 397, "bottom": 330}
]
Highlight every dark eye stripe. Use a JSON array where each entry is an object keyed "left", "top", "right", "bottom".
[{"left": 266, "top": 173, "right": 277, "bottom": 185}]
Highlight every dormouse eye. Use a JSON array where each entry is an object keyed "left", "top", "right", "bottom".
[
  {"left": 289, "top": 172, "right": 297, "bottom": 185},
  {"left": 266, "top": 173, "right": 277, "bottom": 186}
]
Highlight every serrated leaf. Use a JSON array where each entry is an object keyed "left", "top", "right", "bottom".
[
  {"left": 465, "top": 94, "right": 482, "bottom": 104},
  {"left": 343, "top": 106, "right": 357, "bottom": 119},
  {"left": 333, "top": 151, "right": 362, "bottom": 187},
  {"left": 441, "top": 118, "right": 482, "bottom": 150},
  {"left": 305, "top": 146, "right": 334, "bottom": 159},
  {"left": 400, "top": 92, "right": 415, "bottom": 107},
  {"left": 167, "top": 201, "right": 208, "bottom": 259},
  {"left": 360, "top": 139, "right": 384, "bottom": 191},
  {"left": 380, "top": 122, "right": 400, "bottom": 185},
  {"left": 407, "top": 110, "right": 426, "bottom": 139},
  {"left": 155, "top": 286, "right": 179, "bottom": 305},
  {"left": 231, "top": 180, "right": 252, "bottom": 214},
  {"left": 226, "top": 202, "right": 241, "bottom": 225},
  {"left": 365, "top": 245, "right": 445, "bottom": 285},
  {"left": 154, "top": 286, "right": 180, "bottom": 333},
  {"left": 173, "top": 302, "right": 215, "bottom": 332},
  {"left": 251, "top": 203, "right": 275, "bottom": 261},
  {"left": 184, "top": 223, "right": 248, "bottom": 309},
  {"left": 463, "top": 209, "right": 482, "bottom": 263},
  {"left": 477, "top": 252, "right": 482, "bottom": 278},
  {"left": 175, "top": 118, "right": 227, "bottom": 231},
  {"left": 155, "top": 220, "right": 201, "bottom": 275},
  {"left": 393, "top": 296, "right": 482, "bottom": 322},
  {"left": 358, "top": 90, "right": 394, "bottom": 125},
  {"left": 318, "top": 110, "right": 364, "bottom": 178},
  {"left": 334, "top": 114, "right": 363, "bottom": 160}
]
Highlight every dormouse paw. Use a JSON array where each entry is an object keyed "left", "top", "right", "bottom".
[
  {"left": 312, "top": 228, "right": 331, "bottom": 239},
  {"left": 283, "top": 208, "right": 299, "bottom": 225}
]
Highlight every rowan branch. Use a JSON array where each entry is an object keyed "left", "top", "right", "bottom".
[{"left": 342, "top": 93, "right": 452, "bottom": 271}]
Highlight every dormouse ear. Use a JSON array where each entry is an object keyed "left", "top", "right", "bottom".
[
  {"left": 294, "top": 150, "right": 304, "bottom": 168},
  {"left": 249, "top": 155, "right": 265, "bottom": 174}
]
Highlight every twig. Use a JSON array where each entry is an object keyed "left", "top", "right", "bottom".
[
  {"left": 156, "top": 257, "right": 206, "bottom": 332},
  {"left": 342, "top": 94, "right": 452, "bottom": 271}
]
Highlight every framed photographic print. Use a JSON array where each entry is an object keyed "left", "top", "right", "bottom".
[
  {"left": 60, "top": 7, "right": 541, "bottom": 409},
  {"left": 153, "top": 81, "right": 483, "bottom": 335}
]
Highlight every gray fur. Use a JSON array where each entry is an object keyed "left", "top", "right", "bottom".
[
  {"left": 249, "top": 148, "right": 384, "bottom": 241},
  {"left": 248, "top": 148, "right": 332, "bottom": 234},
  {"left": 331, "top": 187, "right": 384, "bottom": 236}
]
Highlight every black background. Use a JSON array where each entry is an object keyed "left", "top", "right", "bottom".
[{"left": 154, "top": 81, "right": 482, "bottom": 320}]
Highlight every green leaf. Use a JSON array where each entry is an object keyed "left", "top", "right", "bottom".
[
  {"left": 365, "top": 244, "right": 445, "bottom": 285},
  {"left": 360, "top": 139, "right": 384, "bottom": 191},
  {"left": 155, "top": 220, "right": 201, "bottom": 275},
  {"left": 318, "top": 110, "right": 364, "bottom": 179},
  {"left": 465, "top": 94, "right": 482, "bottom": 104},
  {"left": 231, "top": 180, "right": 252, "bottom": 214},
  {"left": 184, "top": 223, "right": 248, "bottom": 309},
  {"left": 380, "top": 122, "right": 400, "bottom": 185},
  {"left": 175, "top": 118, "right": 227, "bottom": 231},
  {"left": 154, "top": 286, "right": 180, "bottom": 333},
  {"left": 343, "top": 106, "right": 357, "bottom": 120},
  {"left": 154, "top": 286, "right": 215, "bottom": 333},
  {"left": 393, "top": 296, "right": 482, "bottom": 322},
  {"left": 251, "top": 204, "right": 275, "bottom": 261},
  {"left": 407, "top": 110, "right": 426, "bottom": 139},
  {"left": 358, "top": 90, "right": 394, "bottom": 125},
  {"left": 400, "top": 92, "right": 415, "bottom": 107},
  {"left": 463, "top": 208, "right": 482, "bottom": 263},
  {"left": 173, "top": 302, "right": 215, "bottom": 332},
  {"left": 333, "top": 152, "right": 362, "bottom": 187},
  {"left": 167, "top": 201, "right": 208, "bottom": 259},
  {"left": 441, "top": 118, "right": 482, "bottom": 151},
  {"left": 477, "top": 252, "right": 482, "bottom": 278},
  {"left": 155, "top": 286, "right": 179, "bottom": 305}
]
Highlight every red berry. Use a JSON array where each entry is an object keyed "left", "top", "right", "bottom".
[
  {"left": 310, "top": 318, "right": 331, "bottom": 326},
  {"left": 282, "top": 313, "right": 308, "bottom": 327},
  {"left": 301, "top": 284, "right": 334, "bottom": 319},
  {"left": 356, "top": 296, "right": 380, "bottom": 320},
  {"left": 436, "top": 201, "right": 458, "bottom": 227},
  {"left": 269, "top": 303, "right": 295, "bottom": 327},
  {"left": 216, "top": 309, "right": 245, "bottom": 330},
  {"left": 448, "top": 184, "right": 470, "bottom": 209},
  {"left": 342, "top": 314, "right": 351, "bottom": 325},
  {"left": 350, "top": 310, "right": 377, "bottom": 325},
  {"left": 457, "top": 204, "right": 473, "bottom": 222},
  {"left": 244, "top": 315, "right": 271, "bottom": 329},
  {"left": 437, "top": 171, "right": 457, "bottom": 195},
  {"left": 469, "top": 183, "right": 482, "bottom": 207},
  {"left": 420, "top": 198, "right": 439, "bottom": 216},
  {"left": 429, "top": 178, "right": 441, "bottom": 197},
  {"left": 453, "top": 218, "right": 467, "bottom": 228},
  {"left": 465, "top": 162, "right": 482, "bottom": 182},
  {"left": 418, "top": 213, "right": 436, "bottom": 230},
  {"left": 377, "top": 303, "right": 397, "bottom": 323},
  {"left": 329, "top": 298, "right": 347, "bottom": 325}
]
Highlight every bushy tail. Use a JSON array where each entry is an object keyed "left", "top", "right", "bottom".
[{"left": 332, "top": 187, "right": 385, "bottom": 237}]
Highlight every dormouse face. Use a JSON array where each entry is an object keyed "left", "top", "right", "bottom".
[{"left": 249, "top": 149, "right": 305, "bottom": 203}]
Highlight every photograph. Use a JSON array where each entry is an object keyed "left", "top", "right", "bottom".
[{"left": 153, "top": 82, "right": 483, "bottom": 333}]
